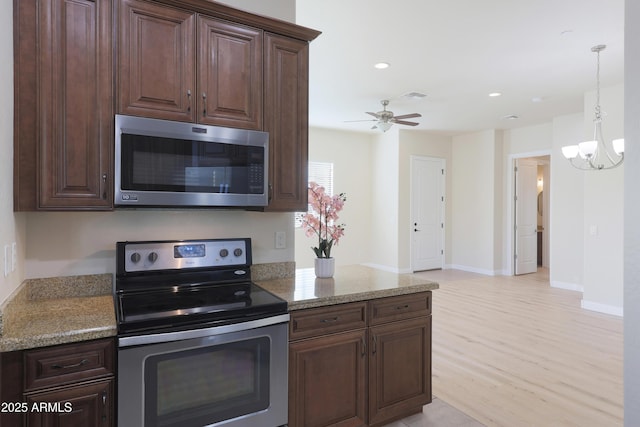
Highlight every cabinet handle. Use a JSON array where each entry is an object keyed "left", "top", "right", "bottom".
[
  {"left": 187, "top": 90, "right": 192, "bottom": 112},
  {"left": 320, "top": 316, "right": 339, "bottom": 323},
  {"left": 101, "top": 173, "right": 107, "bottom": 200},
  {"left": 268, "top": 184, "right": 273, "bottom": 203},
  {"left": 396, "top": 304, "right": 410, "bottom": 310},
  {"left": 372, "top": 335, "right": 377, "bottom": 355},
  {"left": 102, "top": 391, "right": 107, "bottom": 423},
  {"left": 51, "top": 358, "right": 89, "bottom": 370},
  {"left": 361, "top": 335, "right": 366, "bottom": 358},
  {"left": 202, "top": 92, "right": 207, "bottom": 116}
]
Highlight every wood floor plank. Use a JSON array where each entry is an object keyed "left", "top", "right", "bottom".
[{"left": 412, "top": 268, "right": 623, "bottom": 427}]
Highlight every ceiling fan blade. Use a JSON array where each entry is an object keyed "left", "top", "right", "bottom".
[
  {"left": 393, "top": 113, "right": 422, "bottom": 120},
  {"left": 344, "top": 119, "right": 377, "bottom": 123},
  {"left": 366, "top": 112, "right": 380, "bottom": 119},
  {"left": 393, "top": 120, "right": 419, "bottom": 126}
]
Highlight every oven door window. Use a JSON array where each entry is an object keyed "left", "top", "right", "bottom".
[{"left": 145, "top": 337, "right": 270, "bottom": 427}]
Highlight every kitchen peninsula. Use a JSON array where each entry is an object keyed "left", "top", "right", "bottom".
[{"left": 257, "top": 265, "right": 439, "bottom": 427}]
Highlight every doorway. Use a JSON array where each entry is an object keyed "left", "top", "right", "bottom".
[
  {"left": 512, "top": 155, "right": 550, "bottom": 275},
  {"left": 410, "top": 156, "right": 445, "bottom": 272}
]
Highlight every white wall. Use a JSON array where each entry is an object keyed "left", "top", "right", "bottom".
[
  {"left": 368, "top": 128, "right": 401, "bottom": 269},
  {"left": 449, "top": 130, "right": 501, "bottom": 274},
  {"left": 24, "top": 211, "right": 294, "bottom": 278},
  {"left": 624, "top": 0, "right": 640, "bottom": 423},
  {"left": 216, "top": 0, "right": 295, "bottom": 22},
  {"left": 0, "top": 0, "right": 25, "bottom": 304},
  {"left": 295, "top": 127, "right": 373, "bottom": 268},
  {"left": 582, "top": 85, "right": 624, "bottom": 314},
  {"left": 549, "top": 113, "right": 585, "bottom": 290}
]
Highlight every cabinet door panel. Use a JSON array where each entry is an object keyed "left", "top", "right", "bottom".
[
  {"left": 38, "top": 0, "right": 113, "bottom": 209},
  {"left": 264, "top": 33, "right": 309, "bottom": 211},
  {"left": 289, "top": 330, "right": 367, "bottom": 427},
  {"left": 118, "top": 0, "right": 195, "bottom": 121},
  {"left": 369, "top": 317, "right": 432, "bottom": 426},
  {"left": 198, "top": 17, "right": 262, "bottom": 129},
  {"left": 26, "top": 379, "right": 113, "bottom": 427}
]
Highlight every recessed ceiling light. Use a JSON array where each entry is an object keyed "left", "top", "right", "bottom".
[
  {"left": 374, "top": 62, "right": 390, "bottom": 69},
  {"left": 489, "top": 92, "right": 502, "bottom": 97},
  {"left": 531, "top": 96, "right": 544, "bottom": 103},
  {"left": 502, "top": 114, "right": 519, "bottom": 120}
]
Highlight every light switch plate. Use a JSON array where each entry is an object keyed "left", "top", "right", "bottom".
[
  {"left": 3, "top": 245, "right": 9, "bottom": 277},
  {"left": 275, "top": 231, "right": 286, "bottom": 249}
]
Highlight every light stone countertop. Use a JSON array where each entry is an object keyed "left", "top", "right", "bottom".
[
  {"left": 0, "top": 264, "right": 438, "bottom": 352},
  {"left": 256, "top": 265, "right": 439, "bottom": 310},
  {"left": 0, "top": 274, "right": 116, "bottom": 352}
]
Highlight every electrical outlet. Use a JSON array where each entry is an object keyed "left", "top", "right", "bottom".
[
  {"left": 11, "top": 242, "right": 16, "bottom": 272},
  {"left": 275, "top": 231, "right": 286, "bottom": 249}
]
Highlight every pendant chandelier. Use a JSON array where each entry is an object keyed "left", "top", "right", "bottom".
[{"left": 561, "top": 45, "right": 624, "bottom": 170}]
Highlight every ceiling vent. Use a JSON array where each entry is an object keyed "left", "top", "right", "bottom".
[{"left": 402, "top": 92, "right": 427, "bottom": 100}]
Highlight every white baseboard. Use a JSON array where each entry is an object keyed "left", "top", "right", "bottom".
[
  {"left": 581, "top": 300, "right": 624, "bottom": 317},
  {"left": 361, "top": 263, "right": 412, "bottom": 274},
  {"left": 550, "top": 281, "right": 584, "bottom": 292},
  {"left": 446, "top": 264, "right": 499, "bottom": 276}
]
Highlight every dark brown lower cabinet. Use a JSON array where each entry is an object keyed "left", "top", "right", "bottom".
[
  {"left": 368, "top": 317, "right": 432, "bottom": 426},
  {"left": 288, "top": 292, "right": 432, "bottom": 427},
  {"left": 25, "top": 379, "right": 113, "bottom": 427},
  {"left": 0, "top": 338, "right": 115, "bottom": 427},
  {"left": 289, "top": 329, "right": 367, "bottom": 427}
]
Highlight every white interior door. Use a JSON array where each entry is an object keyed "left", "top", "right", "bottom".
[
  {"left": 411, "top": 156, "right": 444, "bottom": 271},
  {"left": 515, "top": 158, "right": 538, "bottom": 275}
]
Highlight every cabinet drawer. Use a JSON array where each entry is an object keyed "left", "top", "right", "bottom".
[
  {"left": 369, "top": 292, "right": 431, "bottom": 325},
  {"left": 24, "top": 338, "right": 115, "bottom": 392},
  {"left": 290, "top": 302, "right": 367, "bottom": 340}
]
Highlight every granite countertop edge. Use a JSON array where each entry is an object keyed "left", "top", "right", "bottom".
[{"left": 284, "top": 283, "right": 439, "bottom": 310}]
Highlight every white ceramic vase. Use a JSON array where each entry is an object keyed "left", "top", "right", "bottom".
[{"left": 314, "top": 257, "right": 335, "bottom": 278}]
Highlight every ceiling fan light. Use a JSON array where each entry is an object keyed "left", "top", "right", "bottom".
[
  {"left": 377, "top": 121, "right": 393, "bottom": 132},
  {"left": 612, "top": 138, "right": 625, "bottom": 155}
]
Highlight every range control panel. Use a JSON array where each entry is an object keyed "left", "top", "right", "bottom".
[{"left": 119, "top": 239, "right": 250, "bottom": 273}]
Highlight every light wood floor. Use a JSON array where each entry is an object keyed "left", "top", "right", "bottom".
[{"left": 395, "top": 268, "right": 623, "bottom": 427}]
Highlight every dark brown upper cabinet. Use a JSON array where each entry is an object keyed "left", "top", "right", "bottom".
[
  {"left": 14, "top": 0, "right": 114, "bottom": 210},
  {"left": 118, "top": 0, "right": 263, "bottom": 130}
]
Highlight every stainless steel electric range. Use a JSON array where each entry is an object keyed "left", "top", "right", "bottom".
[{"left": 114, "top": 238, "right": 289, "bottom": 427}]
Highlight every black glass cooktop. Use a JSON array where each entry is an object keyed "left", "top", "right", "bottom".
[{"left": 116, "top": 281, "right": 287, "bottom": 336}]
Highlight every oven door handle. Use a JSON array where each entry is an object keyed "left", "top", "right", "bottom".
[{"left": 118, "top": 313, "right": 290, "bottom": 347}]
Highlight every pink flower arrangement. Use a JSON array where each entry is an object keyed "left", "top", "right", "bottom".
[{"left": 301, "top": 182, "right": 346, "bottom": 258}]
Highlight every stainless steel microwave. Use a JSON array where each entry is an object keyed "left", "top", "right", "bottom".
[{"left": 115, "top": 115, "right": 269, "bottom": 208}]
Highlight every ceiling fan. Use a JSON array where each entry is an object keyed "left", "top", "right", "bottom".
[{"left": 347, "top": 99, "right": 422, "bottom": 131}]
